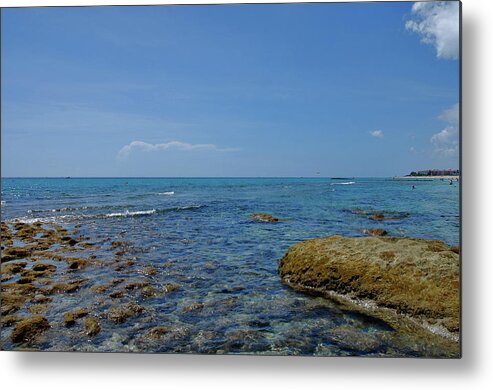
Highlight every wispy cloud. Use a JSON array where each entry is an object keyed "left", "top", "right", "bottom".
[
  {"left": 438, "top": 102, "right": 459, "bottom": 123},
  {"left": 117, "top": 140, "right": 239, "bottom": 159},
  {"left": 370, "top": 130, "right": 384, "bottom": 139},
  {"left": 405, "top": 1, "right": 459, "bottom": 60},
  {"left": 431, "top": 126, "right": 455, "bottom": 145},
  {"left": 430, "top": 103, "right": 459, "bottom": 158}
]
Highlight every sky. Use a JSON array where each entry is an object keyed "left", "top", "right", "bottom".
[{"left": 1, "top": 1, "right": 460, "bottom": 177}]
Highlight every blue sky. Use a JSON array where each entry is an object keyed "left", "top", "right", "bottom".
[{"left": 1, "top": 1, "right": 460, "bottom": 177}]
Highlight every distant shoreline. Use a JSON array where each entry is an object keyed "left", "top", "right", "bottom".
[{"left": 392, "top": 176, "right": 459, "bottom": 180}]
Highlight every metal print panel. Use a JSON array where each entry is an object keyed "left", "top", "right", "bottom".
[{"left": 0, "top": 1, "right": 461, "bottom": 357}]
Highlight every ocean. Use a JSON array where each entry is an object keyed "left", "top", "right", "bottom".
[{"left": 0, "top": 177, "right": 460, "bottom": 355}]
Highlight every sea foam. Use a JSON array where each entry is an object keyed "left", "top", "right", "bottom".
[
  {"left": 330, "top": 181, "right": 355, "bottom": 185},
  {"left": 105, "top": 209, "right": 157, "bottom": 217}
]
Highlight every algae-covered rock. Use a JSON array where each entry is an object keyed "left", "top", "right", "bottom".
[
  {"left": 61, "top": 236, "right": 78, "bottom": 246},
  {"left": 31, "top": 262, "right": 57, "bottom": 273},
  {"left": 141, "top": 286, "right": 157, "bottom": 298},
  {"left": 1, "top": 314, "right": 21, "bottom": 328},
  {"left": 361, "top": 228, "right": 387, "bottom": 237},
  {"left": 10, "top": 315, "right": 50, "bottom": 343},
  {"left": 1, "top": 282, "right": 37, "bottom": 315},
  {"left": 140, "top": 266, "right": 158, "bottom": 276},
  {"left": 1, "top": 262, "right": 27, "bottom": 275},
  {"left": 63, "top": 308, "right": 89, "bottom": 326},
  {"left": 279, "top": 236, "right": 460, "bottom": 337},
  {"left": 84, "top": 317, "right": 101, "bottom": 336},
  {"left": 1, "top": 247, "right": 31, "bottom": 262},
  {"left": 67, "top": 258, "right": 88, "bottom": 270},
  {"left": 250, "top": 213, "right": 279, "bottom": 223},
  {"left": 43, "top": 281, "right": 82, "bottom": 295},
  {"left": 106, "top": 302, "right": 144, "bottom": 324},
  {"left": 163, "top": 283, "right": 180, "bottom": 293}
]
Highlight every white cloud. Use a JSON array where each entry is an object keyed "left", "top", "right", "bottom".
[
  {"left": 117, "top": 140, "right": 239, "bottom": 159},
  {"left": 431, "top": 126, "right": 455, "bottom": 144},
  {"left": 430, "top": 103, "right": 459, "bottom": 158},
  {"left": 405, "top": 1, "right": 459, "bottom": 60},
  {"left": 438, "top": 102, "right": 459, "bottom": 124},
  {"left": 370, "top": 130, "right": 384, "bottom": 138}
]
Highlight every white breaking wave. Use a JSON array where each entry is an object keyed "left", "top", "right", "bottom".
[
  {"left": 158, "top": 191, "right": 175, "bottom": 195},
  {"left": 1, "top": 200, "right": 6, "bottom": 205},
  {"left": 330, "top": 181, "right": 355, "bottom": 185},
  {"left": 105, "top": 209, "right": 156, "bottom": 217},
  {"left": 11, "top": 215, "right": 74, "bottom": 224}
]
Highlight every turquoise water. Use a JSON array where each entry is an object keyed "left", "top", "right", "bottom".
[{"left": 0, "top": 177, "right": 459, "bottom": 355}]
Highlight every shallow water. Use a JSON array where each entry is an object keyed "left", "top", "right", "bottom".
[{"left": 0, "top": 177, "right": 460, "bottom": 355}]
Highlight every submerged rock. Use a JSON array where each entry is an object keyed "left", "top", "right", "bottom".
[
  {"left": 1, "top": 247, "right": 31, "bottom": 262},
  {"left": 140, "top": 266, "right": 158, "bottom": 276},
  {"left": 182, "top": 302, "right": 204, "bottom": 312},
  {"left": 32, "top": 262, "right": 57, "bottom": 273},
  {"left": 250, "top": 213, "right": 279, "bottom": 223},
  {"left": 361, "top": 228, "right": 388, "bottom": 237},
  {"left": 141, "top": 286, "right": 157, "bottom": 298},
  {"left": 28, "top": 304, "right": 49, "bottom": 314},
  {"left": 63, "top": 308, "right": 89, "bottom": 326},
  {"left": 1, "top": 314, "right": 21, "bottom": 328},
  {"left": 368, "top": 213, "right": 385, "bottom": 221},
  {"left": 279, "top": 236, "right": 460, "bottom": 339},
  {"left": 67, "top": 259, "right": 88, "bottom": 270},
  {"left": 42, "top": 281, "right": 82, "bottom": 295},
  {"left": 145, "top": 326, "right": 173, "bottom": 340},
  {"left": 84, "top": 317, "right": 101, "bottom": 337},
  {"left": 106, "top": 302, "right": 144, "bottom": 324},
  {"left": 163, "top": 283, "right": 180, "bottom": 293},
  {"left": 1, "top": 262, "right": 27, "bottom": 276},
  {"left": 1, "top": 283, "right": 37, "bottom": 315},
  {"left": 61, "top": 236, "right": 78, "bottom": 246},
  {"left": 10, "top": 315, "right": 50, "bottom": 343},
  {"left": 328, "top": 326, "right": 383, "bottom": 353},
  {"left": 109, "top": 290, "right": 125, "bottom": 299}
]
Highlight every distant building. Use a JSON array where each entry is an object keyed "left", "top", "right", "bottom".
[{"left": 408, "top": 169, "right": 460, "bottom": 176}]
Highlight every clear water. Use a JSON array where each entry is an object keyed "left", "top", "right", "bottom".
[{"left": 0, "top": 177, "right": 460, "bottom": 355}]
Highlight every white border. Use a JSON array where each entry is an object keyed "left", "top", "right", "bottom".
[{"left": 2, "top": 0, "right": 493, "bottom": 389}]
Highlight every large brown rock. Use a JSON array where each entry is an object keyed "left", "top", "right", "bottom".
[{"left": 279, "top": 236, "right": 460, "bottom": 338}]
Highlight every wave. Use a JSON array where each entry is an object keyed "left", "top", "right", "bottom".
[
  {"left": 27, "top": 206, "right": 91, "bottom": 214},
  {"left": 10, "top": 215, "right": 74, "bottom": 224},
  {"left": 1, "top": 200, "right": 6, "bottom": 205},
  {"left": 158, "top": 191, "right": 175, "bottom": 195},
  {"left": 105, "top": 205, "right": 204, "bottom": 217},
  {"left": 172, "top": 205, "right": 204, "bottom": 211},
  {"left": 105, "top": 209, "right": 156, "bottom": 217},
  {"left": 330, "top": 181, "right": 355, "bottom": 185},
  {"left": 10, "top": 204, "right": 206, "bottom": 224}
]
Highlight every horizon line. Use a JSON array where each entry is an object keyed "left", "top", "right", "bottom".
[{"left": 1, "top": 175, "right": 397, "bottom": 179}]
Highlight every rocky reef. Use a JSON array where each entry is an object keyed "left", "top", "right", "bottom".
[
  {"left": 0, "top": 221, "right": 179, "bottom": 349},
  {"left": 279, "top": 235, "right": 460, "bottom": 355}
]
